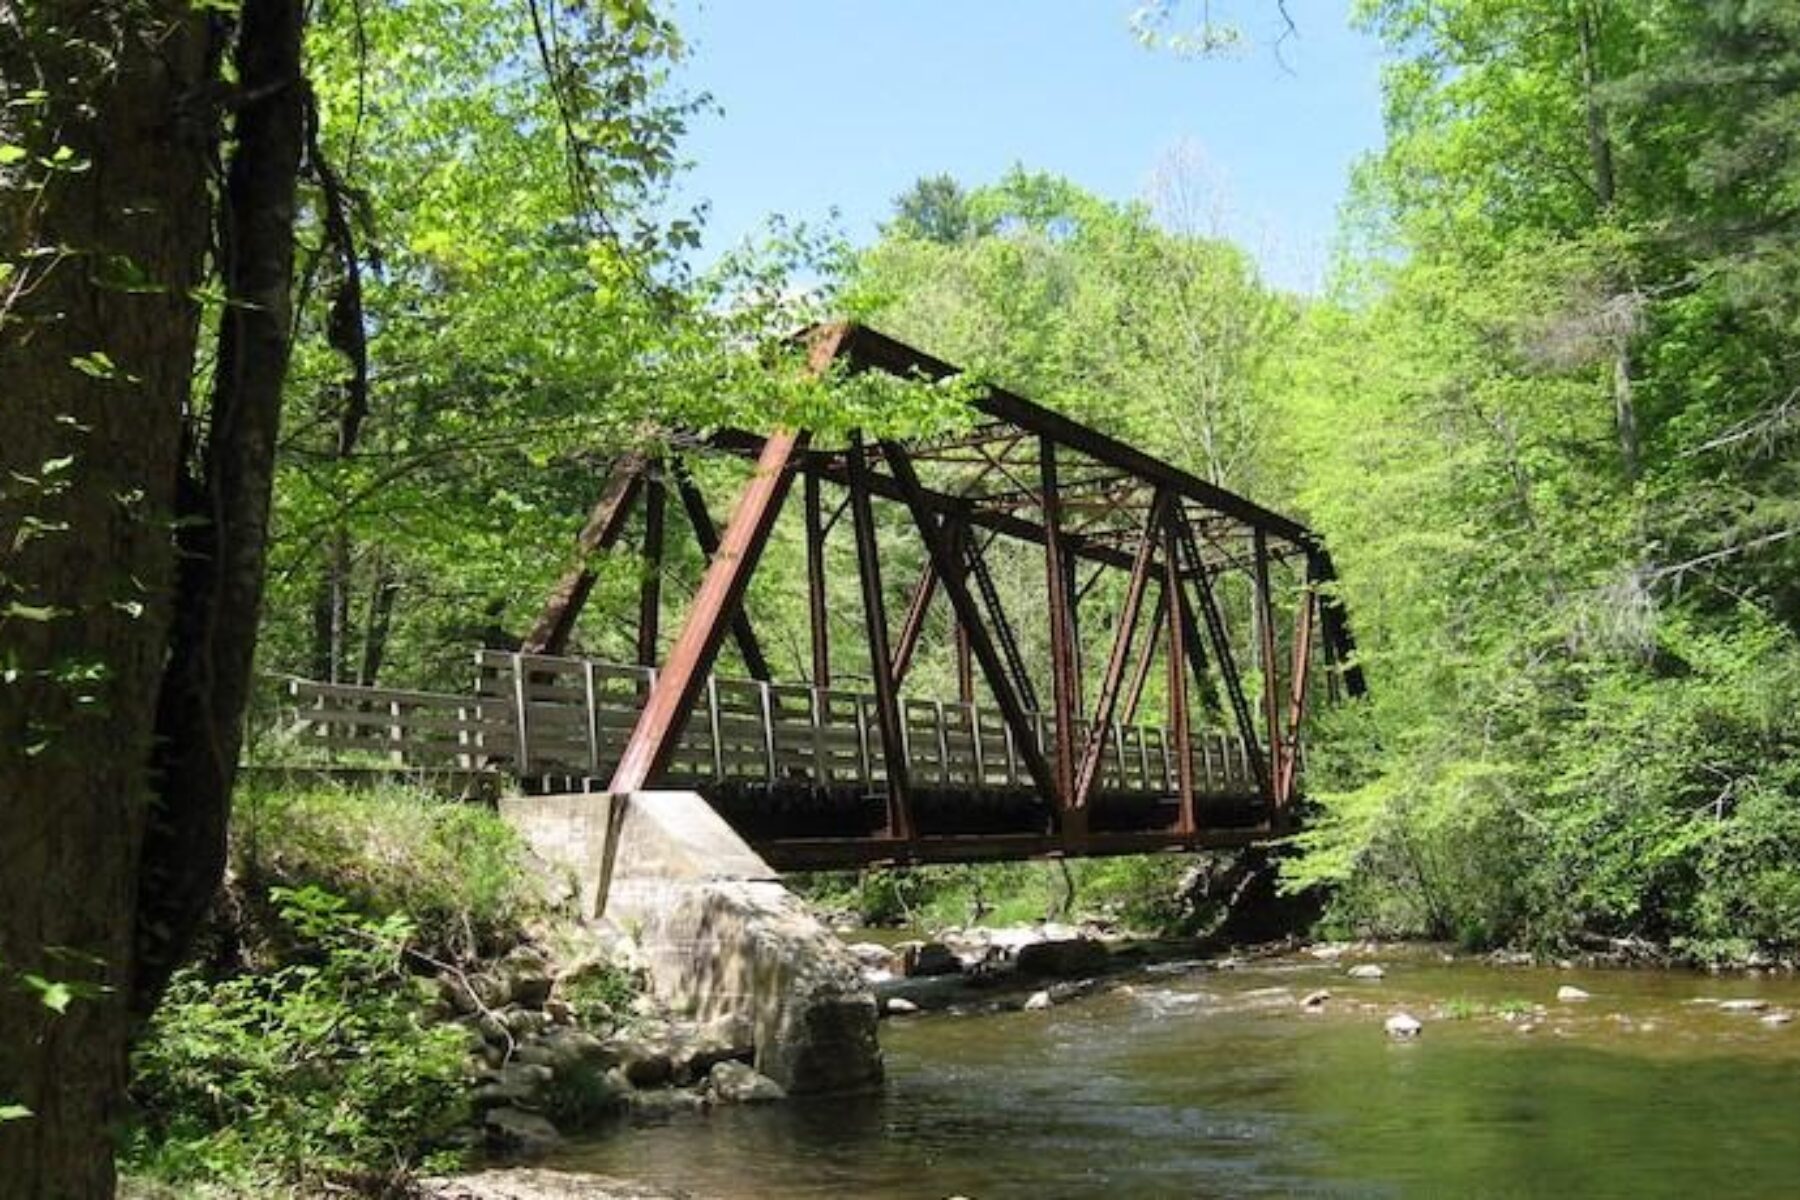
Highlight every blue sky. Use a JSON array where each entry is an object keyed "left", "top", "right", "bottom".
[{"left": 668, "top": 1, "right": 1390, "bottom": 294}]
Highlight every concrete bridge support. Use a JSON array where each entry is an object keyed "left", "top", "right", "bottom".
[{"left": 499, "top": 790, "right": 882, "bottom": 1095}]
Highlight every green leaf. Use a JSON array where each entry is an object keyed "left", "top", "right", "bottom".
[
  {"left": 22, "top": 974, "right": 73, "bottom": 1014},
  {"left": 0, "top": 1104, "right": 31, "bottom": 1122},
  {"left": 69, "top": 351, "right": 116, "bottom": 379},
  {"left": 0, "top": 145, "right": 25, "bottom": 165},
  {"left": 2, "top": 602, "right": 65, "bottom": 622}
]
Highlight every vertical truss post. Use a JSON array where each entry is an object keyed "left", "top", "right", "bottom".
[
  {"left": 1277, "top": 574, "right": 1318, "bottom": 812},
  {"left": 671, "top": 460, "right": 773, "bottom": 682},
  {"left": 608, "top": 428, "right": 811, "bottom": 792},
  {"left": 881, "top": 439, "right": 1060, "bottom": 822},
  {"left": 1163, "top": 516, "right": 1195, "bottom": 834},
  {"left": 1253, "top": 529, "right": 1282, "bottom": 807},
  {"left": 635, "top": 471, "right": 665, "bottom": 667},
  {"left": 522, "top": 451, "right": 646, "bottom": 655},
  {"left": 1073, "top": 492, "right": 1165, "bottom": 810},
  {"left": 956, "top": 621, "right": 974, "bottom": 705},
  {"left": 1038, "top": 437, "right": 1081, "bottom": 836},
  {"left": 804, "top": 469, "right": 831, "bottom": 687},
  {"left": 847, "top": 431, "right": 914, "bottom": 843}
]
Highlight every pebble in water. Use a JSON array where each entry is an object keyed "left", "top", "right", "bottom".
[
  {"left": 1557, "top": 986, "right": 1591, "bottom": 1002},
  {"left": 1347, "top": 964, "right": 1386, "bottom": 980},
  {"left": 1385, "top": 1012, "right": 1423, "bottom": 1039}
]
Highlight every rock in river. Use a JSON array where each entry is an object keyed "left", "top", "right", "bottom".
[
  {"left": 884, "top": 996, "right": 920, "bottom": 1016},
  {"left": 1301, "top": 989, "right": 1331, "bottom": 1012},
  {"left": 1719, "top": 998, "right": 1770, "bottom": 1014},
  {"left": 1556, "top": 986, "right": 1591, "bottom": 1002},
  {"left": 1385, "top": 1012, "right": 1422, "bottom": 1039},
  {"left": 1346, "top": 964, "right": 1385, "bottom": 980},
  {"left": 707, "top": 1060, "right": 786, "bottom": 1104},
  {"left": 1016, "top": 936, "right": 1110, "bottom": 978},
  {"left": 1023, "top": 990, "right": 1053, "bottom": 1012}
]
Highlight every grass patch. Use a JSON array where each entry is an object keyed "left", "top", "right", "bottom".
[{"left": 232, "top": 780, "right": 556, "bottom": 963}]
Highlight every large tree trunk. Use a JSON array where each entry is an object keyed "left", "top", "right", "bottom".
[
  {"left": 0, "top": 2, "right": 218, "bottom": 1192},
  {"left": 0, "top": 0, "right": 305, "bottom": 1190},
  {"left": 135, "top": 0, "right": 306, "bottom": 1019}
]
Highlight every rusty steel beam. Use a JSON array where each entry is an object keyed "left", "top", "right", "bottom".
[
  {"left": 522, "top": 452, "right": 646, "bottom": 655},
  {"left": 1253, "top": 529, "right": 1282, "bottom": 807},
  {"left": 847, "top": 431, "right": 915, "bottom": 842},
  {"left": 804, "top": 469, "right": 830, "bottom": 687},
  {"left": 609, "top": 427, "right": 812, "bottom": 792},
  {"left": 1122, "top": 588, "right": 1166, "bottom": 725},
  {"left": 964, "top": 528, "right": 1041, "bottom": 713},
  {"left": 1309, "top": 547, "right": 1367, "bottom": 698},
  {"left": 671, "top": 462, "right": 773, "bottom": 683},
  {"left": 1173, "top": 516, "right": 1270, "bottom": 801},
  {"left": 890, "top": 526, "right": 944, "bottom": 687},
  {"left": 831, "top": 324, "right": 1317, "bottom": 547},
  {"left": 1277, "top": 575, "right": 1317, "bottom": 810},
  {"left": 880, "top": 438, "right": 1060, "bottom": 821},
  {"left": 1072, "top": 492, "right": 1166, "bottom": 811},
  {"left": 635, "top": 473, "right": 665, "bottom": 667},
  {"left": 1164, "top": 515, "right": 1195, "bottom": 834},
  {"left": 1039, "top": 437, "right": 1081, "bottom": 832}
]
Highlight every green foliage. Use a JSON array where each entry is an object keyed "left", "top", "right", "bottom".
[
  {"left": 233, "top": 781, "right": 553, "bottom": 963},
  {"left": 557, "top": 959, "right": 643, "bottom": 1030},
  {"left": 126, "top": 886, "right": 468, "bottom": 1193},
  {"left": 1276, "top": 0, "right": 1800, "bottom": 961}
]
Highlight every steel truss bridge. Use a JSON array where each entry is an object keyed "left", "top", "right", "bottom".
[{"left": 286, "top": 324, "right": 1364, "bottom": 869}]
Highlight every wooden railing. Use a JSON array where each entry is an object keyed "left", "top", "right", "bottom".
[{"left": 284, "top": 650, "right": 1258, "bottom": 797}]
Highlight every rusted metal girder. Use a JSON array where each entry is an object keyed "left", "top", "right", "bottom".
[
  {"left": 804, "top": 469, "right": 830, "bottom": 687},
  {"left": 671, "top": 461, "right": 773, "bottom": 683},
  {"left": 890, "top": 529, "right": 944, "bottom": 686},
  {"left": 635, "top": 472, "right": 665, "bottom": 667},
  {"left": 1164, "top": 514, "right": 1196, "bottom": 835},
  {"left": 881, "top": 438, "right": 1060, "bottom": 824},
  {"left": 1122, "top": 589, "right": 1166, "bottom": 725},
  {"left": 1072, "top": 491, "right": 1167, "bottom": 811},
  {"left": 1309, "top": 547, "right": 1367, "bottom": 698},
  {"left": 964, "top": 527, "right": 1041, "bottom": 714},
  {"left": 1039, "top": 438, "right": 1081, "bottom": 836},
  {"left": 609, "top": 427, "right": 813, "bottom": 792},
  {"left": 1253, "top": 529, "right": 1282, "bottom": 808},
  {"left": 847, "top": 432, "right": 915, "bottom": 842},
  {"left": 1172, "top": 515, "right": 1271, "bottom": 801},
  {"left": 521, "top": 452, "right": 646, "bottom": 655},
  {"left": 1277, "top": 572, "right": 1317, "bottom": 811}
]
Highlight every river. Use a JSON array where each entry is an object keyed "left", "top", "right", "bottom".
[{"left": 550, "top": 946, "right": 1800, "bottom": 1197}]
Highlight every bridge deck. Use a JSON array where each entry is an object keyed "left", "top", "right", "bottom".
[{"left": 285, "top": 651, "right": 1281, "bottom": 866}]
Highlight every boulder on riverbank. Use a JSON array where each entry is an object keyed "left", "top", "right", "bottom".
[{"left": 422, "top": 1169, "right": 697, "bottom": 1199}]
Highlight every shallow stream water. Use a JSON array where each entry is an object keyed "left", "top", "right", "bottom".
[{"left": 552, "top": 947, "right": 1800, "bottom": 1197}]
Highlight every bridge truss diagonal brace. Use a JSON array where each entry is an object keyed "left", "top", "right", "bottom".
[
  {"left": 672, "top": 458, "right": 773, "bottom": 682},
  {"left": 522, "top": 451, "right": 647, "bottom": 655},
  {"left": 880, "top": 438, "right": 1060, "bottom": 827},
  {"left": 847, "top": 432, "right": 916, "bottom": 843},
  {"left": 1171, "top": 512, "right": 1272, "bottom": 803},
  {"left": 1071, "top": 490, "right": 1168, "bottom": 812},
  {"left": 609, "top": 428, "right": 812, "bottom": 793}
]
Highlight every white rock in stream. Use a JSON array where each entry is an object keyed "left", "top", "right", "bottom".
[
  {"left": 1385, "top": 1013, "right": 1423, "bottom": 1039},
  {"left": 1761, "top": 1011, "right": 1792, "bottom": 1027},
  {"left": 1719, "top": 998, "right": 1770, "bottom": 1013},
  {"left": 1556, "top": 986, "right": 1591, "bottom": 1002},
  {"left": 1301, "top": 989, "right": 1332, "bottom": 1012},
  {"left": 1347, "top": 964, "right": 1386, "bottom": 980},
  {"left": 885, "top": 996, "right": 919, "bottom": 1015},
  {"left": 1023, "top": 990, "right": 1053, "bottom": 1011}
]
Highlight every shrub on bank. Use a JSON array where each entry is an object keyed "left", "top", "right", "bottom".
[
  {"left": 127, "top": 782, "right": 560, "bottom": 1195},
  {"left": 127, "top": 886, "right": 469, "bottom": 1195}
]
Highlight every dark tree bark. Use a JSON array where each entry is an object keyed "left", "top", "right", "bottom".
[
  {"left": 137, "top": 0, "right": 307, "bottom": 1019},
  {"left": 0, "top": 3, "right": 218, "bottom": 1193},
  {"left": 0, "top": 0, "right": 305, "bottom": 1191}
]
